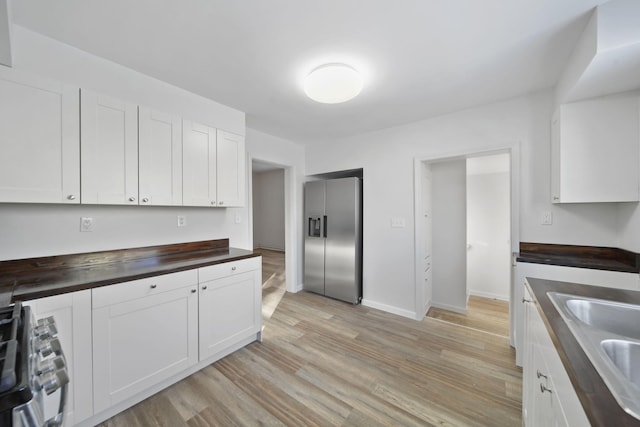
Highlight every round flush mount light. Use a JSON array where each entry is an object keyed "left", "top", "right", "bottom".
[{"left": 304, "top": 63, "right": 363, "bottom": 104}]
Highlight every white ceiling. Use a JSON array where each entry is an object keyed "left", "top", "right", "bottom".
[{"left": 10, "top": 0, "right": 607, "bottom": 144}]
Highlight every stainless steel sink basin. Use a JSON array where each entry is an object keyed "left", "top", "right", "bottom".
[
  {"left": 565, "top": 298, "right": 640, "bottom": 340},
  {"left": 548, "top": 292, "right": 640, "bottom": 420},
  {"left": 601, "top": 339, "right": 640, "bottom": 389}
]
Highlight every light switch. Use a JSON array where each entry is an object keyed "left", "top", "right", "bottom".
[
  {"left": 542, "top": 211, "right": 553, "bottom": 225},
  {"left": 177, "top": 216, "right": 187, "bottom": 227}
]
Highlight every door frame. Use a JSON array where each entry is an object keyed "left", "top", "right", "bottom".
[
  {"left": 413, "top": 142, "right": 520, "bottom": 346},
  {"left": 248, "top": 153, "right": 298, "bottom": 293}
]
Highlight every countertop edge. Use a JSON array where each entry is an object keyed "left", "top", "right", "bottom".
[
  {"left": 8, "top": 248, "right": 261, "bottom": 303},
  {"left": 526, "top": 277, "right": 640, "bottom": 427}
]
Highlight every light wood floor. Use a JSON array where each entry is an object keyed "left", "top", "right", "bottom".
[
  {"left": 254, "top": 248, "right": 287, "bottom": 319},
  {"left": 98, "top": 263, "right": 522, "bottom": 427},
  {"left": 426, "top": 295, "right": 510, "bottom": 337}
]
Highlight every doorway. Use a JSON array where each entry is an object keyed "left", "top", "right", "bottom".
[
  {"left": 251, "top": 160, "right": 287, "bottom": 319},
  {"left": 414, "top": 147, "right": 518, "bottom": 341}
]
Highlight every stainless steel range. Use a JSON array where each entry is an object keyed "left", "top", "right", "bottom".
[{"left": 0, "top": 302, "right": 69, "bottom": 427}]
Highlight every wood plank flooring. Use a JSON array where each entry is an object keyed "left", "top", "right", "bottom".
[
  {"left": 426, "top": 295, "right": 510, "bottom": 337},
  {"left": 254, "top": 248, "right": 286, "bottom": 319},
  {"left": 98, "top": 279, "right": 522, "bottom": 426}
]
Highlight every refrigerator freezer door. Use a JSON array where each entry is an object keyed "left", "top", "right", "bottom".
[
  {"left": 325, "top": 178, "right": 362, "bottom": 303},
  {"left": 304, "top": 180, "right": 326, "bottom": 295}
]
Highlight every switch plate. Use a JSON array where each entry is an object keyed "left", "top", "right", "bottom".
[
  {"left": 177, "top": 216, "right": 187, "bottom": 227},
  {"left": 391, "top": 217, "right": 406, "bottom": 228},
  {"left": 234, "top": 214, "right": 242, "bottom": 224},
  {"left": 542, "top": 211, "right": 553, "bottom": 225},
  {"left": 80, "top": 217, "right": 94, "bottom": 232}
]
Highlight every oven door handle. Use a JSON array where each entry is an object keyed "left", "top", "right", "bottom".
[{"left": 43, "top": 378, "right": 68, "bottom": 427}]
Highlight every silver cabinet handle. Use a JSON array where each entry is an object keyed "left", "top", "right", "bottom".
[
  {"left": 211, "top": 201, "right": 216, "bottom": 205},
  {"left": 536, "top": 370, "right": 547, "bottom": 379},
  {"left": 202, "top": 285, "right": 207, "bottom": 290},
  {"left": 191, "top": 289, "right": 197, "bottom": 293},
  {"left": 231, "top": 266, "right": 237, "bottom": 271},
  {"left": 142, "top": 197, "right": 149, "bottom": 203},
  {"left": 219, "top": 201, "right": 224, "bottom": 206},
  {"left": 540, "top": 384, "right": 553, "bottom": 394},
  {"left": 522, "top": 298, "right": 533, "bottom": 303},
  {"left": 150, "top": 284, "right": 157, "bottom": 289},
  {"left": 552, "top": 196, "right": 559, "bottom": 201},
  {"left": 67, "top": 195, "right": 76, "bottom": 200},
  {"left": 129, "top": 196, "right": 136, "bottom": 202}
]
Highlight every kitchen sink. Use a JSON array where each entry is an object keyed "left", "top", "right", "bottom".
[
  {"left": 565, "top": 298, "right": 640, "bottom": 340},
  {"left": 548, "top": 292, "right": 640, "bottom": 420},
  {"left": 601, "top": 339, "right": 640, "bottom": 389}
]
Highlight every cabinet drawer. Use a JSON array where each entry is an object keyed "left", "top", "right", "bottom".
[
  {"left": 198, "top": 257, "right": 261, "bottom": 282},
  {"left": 92, "top": 270, "right": 198, "bottom": 308}
]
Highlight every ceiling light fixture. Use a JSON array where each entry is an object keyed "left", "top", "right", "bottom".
[{"left": 304, "top": 63, "right": 363, "bottom": 104}]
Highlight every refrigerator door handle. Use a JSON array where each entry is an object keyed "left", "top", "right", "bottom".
[{"left": 323, "top": 215, "right": 328, "bottom": 238}]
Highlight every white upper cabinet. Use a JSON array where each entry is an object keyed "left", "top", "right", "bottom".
[
  {"left": 0, "top": 68, "right": 80, "bottom": 203},
  {"left": 551, "top": 92, "right": 640, "bottom": 203},
  {"left": 182, "top": 120, "right": 217, "bottom": 207},
  {"left": 81, "top": 90, "right": 139, "bottom": 205},
  {"left": 216, "top": 130, "right": 246, "bottom": 207},
  {"left": 139, "top": 107, "right": 182, "bottom": 206}
]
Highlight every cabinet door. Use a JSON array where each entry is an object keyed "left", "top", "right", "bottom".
[
  {"left": 552, "top": 94, "right": 640, "bottom": 203},
  {"left": 0, "top": 68, "right": 80, "bottom": 203},
  {"left": 183, "top": 120, "right": 217, "bottom": 206},
  {"left": 81, "top": 90, "right": 138, "bottom": 204},
  {"left": 92, "top": 284, "right": 198, "bottom": 413},
  {"left": 139, "top": 107, "right": 182, "bottom": 205},
  {"left": 199, "top": 269, "right": 261, "bottom": 360},
  {"left": 25, "top": 290, "right": 93, "bottom": 425},
  {"left": 216, "top": 130, "right": 246, "bottom": 207}
]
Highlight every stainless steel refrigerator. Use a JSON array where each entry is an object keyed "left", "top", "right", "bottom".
[{"left": 304, "top": 177, "right": 362, "bottom": 304}]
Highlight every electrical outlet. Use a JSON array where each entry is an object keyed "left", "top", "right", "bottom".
[
  {"left": 542, "top": 211, "right": 553, "bottom": 225},
  {"left": 80, "top": 217, "right": 94, "bottom": 232},
  {"left": 391, "top": 217, "right": 406, "bottom": 228},
  {"left": 234, "top": 214, "right": 242, "bottom": 224},
  {"left": 177, "top": 216, "right": 187, "bottom": 227}
]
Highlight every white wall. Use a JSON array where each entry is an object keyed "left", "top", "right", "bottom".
[
  {"left": 431, "top": 160, "right": 467, "bottom": 312},
  {"left": 0, "top": 25, "right": 251, "bottom": 261},
  {"left": 306, "top": 90, "right": 627, "bottom": 318},
  {"left": 252, "top": 169, "right": 285, "bottom": 251},
  {"left": 467, "top": 170, "right": 511, "bottom": 301}
]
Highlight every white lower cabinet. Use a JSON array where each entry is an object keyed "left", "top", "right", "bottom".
[
  {"left": 198, "top": 257, "right": 262, "bottom": 360},
  {"left": 91, "top": 270, "right": 199, "bottom": 413},
  {"left": 25, "top": 290, "right": 93, "bottom": 426},
  {"left": 523, "top": 285, "right": 589, "bottom": 427},
  {"left": 86, "top": 258, "right": 262, "bottom": 425}
]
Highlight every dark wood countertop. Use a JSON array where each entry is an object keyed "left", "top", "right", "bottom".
[
  {"left": 526, "top": 278, "right": 640, "bottom": 427},
  {"left": 0, "top": 239, "right": 260, "bottom": 304},
  {"left": 517, "top": 242, "right": 640, "bottom": 273}
]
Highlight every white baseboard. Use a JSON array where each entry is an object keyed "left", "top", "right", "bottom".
[
  {"left": 361, "top": 299, "right": 417, "bottom": 320},
  {"left": 254, "top": 245, "right": 285, "bottom": 252},
  {"left": 417, "top": 299, "right": 431, "bottom": 320},
  {"left": 430, "top": 301, "right": 467, "bottom": 314},
  {"left": 468, "top": 290, "right": 509, "bottom": 301}
]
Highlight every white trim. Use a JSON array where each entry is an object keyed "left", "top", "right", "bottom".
[
  {"left": 362, "top": 298, "right": 417, "bottom": 320},
  {"left": 468, "top": 290, "right": 509, "bottom": 302},
  {"left": 413, "top": 142, "right": 520, "bottom": 344},
  {"left": 430, "top": 301, "right": 467, "bottom": 314},
  {"left": 249, "top": 154, "right": 298, "bottom": 294}
]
